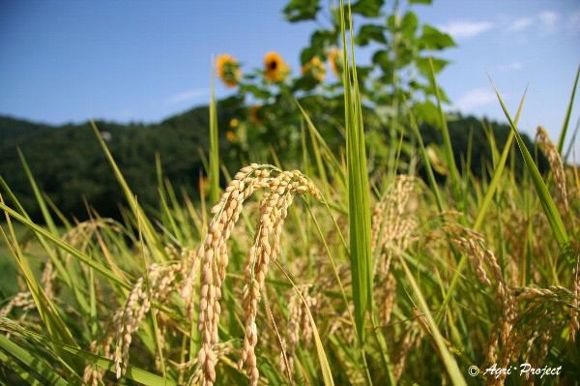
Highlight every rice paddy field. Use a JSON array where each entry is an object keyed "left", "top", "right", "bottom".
[{"left": 1, "top": 2, "right": 579, "bottom": 386}]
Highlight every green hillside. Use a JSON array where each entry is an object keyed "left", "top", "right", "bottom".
[{"left": 0, "top": 104, "right": 546, "bottom": 221}]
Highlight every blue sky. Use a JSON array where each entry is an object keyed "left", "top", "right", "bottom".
[{"left": 0, "top": 0, "right": 578, "bottom": 157}]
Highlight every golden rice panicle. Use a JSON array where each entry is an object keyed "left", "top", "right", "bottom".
[
  {"left": 112, "top": 263, "right": 177, "bottom": 379},
  {"left": 447, "top": 225, "right": 493, "bottom": 286},
  {"left": 503, "top": 209, "right": 528, "bottom": 283},
  {"left": 282, "top": 288, "right": 302, "bottom": 376},
  {"left": 187, "top": 342, "right": 234, "bottom": 386},
  {"left": 62, "top": 218, "right": 121, "bottom": 247},
  {"left": 82, "top": 365, "right": 100, "bottom": 386},
  {"left": 195, "top": 164, "right": 274, "bottom": 386},
  {"left": 370, "top": 201, "right": 387, "bottom": 253},
  {"left": 278, "top": 284, "right": 318, "bottom": 376},
  {"left": 372, "top": 176, "right": 417, "bottom": 267},
  {"left": 183, "top": 163, "right": 272, "bottom": 302},
  {"left": 0, "top": 291, "right": 34, "bottom": 319},
  {"left": 239, "top": 170, "right": 321, "bottom": 386},
  {"left": 0, "top": 259, "right": 55, "bottom": 319},
  {"left": 82, "top": 340, "right": 102, "bottom": 386},
  {"left": 174, "top": 246, "right": 198, "bottom": 285},
  {"left": 195, "top": 167, "right": 320, "bottom": 386},
  {"left": 446, "top": 224, "right": 517, "bottom": 377},
  {"left": 371, "top": 176, "right": 416, "bottom": 250},
  {"left": 393, "top": 318, "right": 424, "bottom": 382},
  {"left": 378, "top": 273, "right": 397, "bottom": 326},
  {"left": 239, "top": 187, "right": 281, "bottom": 385},
  {"left": 536, "top": 126, "right": 569, "bottom": 211},
  {"left": 40, "top": 260, "right": 56, "bottom": 300},
  {"left": 81, "top": 329, "right": 117, "bottom": 385},
  {"left": 371, "top": 176, "right": 417, "bottom": 325}
]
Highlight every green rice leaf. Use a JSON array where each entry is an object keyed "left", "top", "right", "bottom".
[
  {"left": 557, "top": 64, "right": 580, "bottom": 154},
  {"left": 209, "top": 64, "right": 220, "bottom": 203},
  {"left": 340, "top": 0, "right": 373, "bottom": 343},
  {"left": 491, "top": 81, "right": 569, "bottom": 250},
  {"left": 399, "top": 259, "right": 467, "bottom": 386},
  {"left": 427, "top": 57, "right": 460, "bottom": 193}
]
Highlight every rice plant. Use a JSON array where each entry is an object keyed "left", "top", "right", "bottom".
[{"left": 1, "top": 4, "right": 579, "bottom": 386}]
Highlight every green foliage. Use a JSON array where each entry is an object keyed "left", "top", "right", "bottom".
[
  {"left": 418, "top": 24, "right": 456, "bottom": 50},
  {"left": 283, "top": 0, "right": 321, "bottom": 22},
  {"left": 350, "top": 0, "right": 384, "bottom": 18},
  {"left": 355, "top": 24, "right": 386, "bottom": 46}
]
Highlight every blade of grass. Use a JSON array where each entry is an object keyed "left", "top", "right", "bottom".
[
  {"left": 0, "top": 213, "right": 71, "bottom": 344},
  {"left": 1, "top": 206, "right": 80, "bottom": 368},
  {"left": 370, "top": 312, "right": 396, "bottom": 385},
  {"left": 275, "top": 261, "right": 334, "bottom": 386},
  {"left": 209, "top": 60, "right": 220, "bottom": 204},
  {"left": 0, "top": 335, "right": 69, "bottom": 386},
  {"left": 16, "top": 149, "right": 59, "bottom": 236},
  {"left": 564, "top": 118, "right": 579, "bottom": 163},
  {"left": 491, "top": 79, "right": 569, "bottom": 251},
  {"left": 439, "top": 90, "right": 528, "bottom": 321},
  {"left": 399, "top": 258, "right": 467, "bottom": 386},
  {"left": 137, "top": 210, "right": 168, "bottom": 384},
  {"left": 427, "top": 57, "right": 460, "bottom": 193},
  {"left": 406, "top": 102, "right": 444, "bottom": 213},
  {"left": 474, "top": 87, "right": 527, "bottom": 230},
  {"left": 296, "top": 101, "right": 345, "bottom": 183},
  {"left": 156, "top": 155, "right": 181, "bottom": 241},
  {"left": 6, "top": 157, "right": 91, "bottom": 314},
  {"left": 557, "top": 64, "right": 580, "bottom": 154},
  {"left": 0, "top": 202, "right": 130, "bottom": 289},
  {"left": 340, "top": 0, "right": 373, "bottom": 344},
  {"left": 2, "top": 320, "right": 176, "bottom": 386},
  {"left": 0, "top": 177, "right": 73, "bottom": 289},
  {"left": 90, "top": 121, "right": 166, "bottom": 262}
]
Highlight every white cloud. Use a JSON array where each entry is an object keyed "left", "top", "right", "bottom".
[
  {"left": 509, "top": 17, "right": 533, "bottom": 31},
  {"left": 165, "top": 88, "right": 208, "bottom": 105},
  {"left": 438, "top": 20, "right": 494, "bottom": 39},
  {"left": 498, "top": 62, "right": 523, "bottom": 72},
  {"left": 455, "top": 88, "right": 496, "bottom": 111},
  {"left": 538, "top": 11, "right": 559, "bottom": 31}
]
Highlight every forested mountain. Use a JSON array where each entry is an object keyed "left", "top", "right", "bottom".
[{"left": 0, "top": 105, "right": 547, "bottom": 221}]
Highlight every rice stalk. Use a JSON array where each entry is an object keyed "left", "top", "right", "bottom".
[{"left": 536, "top": 126, "right": 569, "bottom": 211}]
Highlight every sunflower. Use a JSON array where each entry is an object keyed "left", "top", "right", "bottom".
[
  {"left": 327, "top": 47, "right": 343, "bottom": 76},
  {"left": 301, "top": 56, "right": 326, "bottom": 82},
  {"left": 229, "top": 118, "right": 239, "bottom": 129},
  {"left": 263, "top": 51, "right": 290, "bottom": 83},
  {"left": 215, "top": 54, "right": 241, "bottom": 88},
  {"left": 225, "top": 130, "right": 237, "bottom": 142}
]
